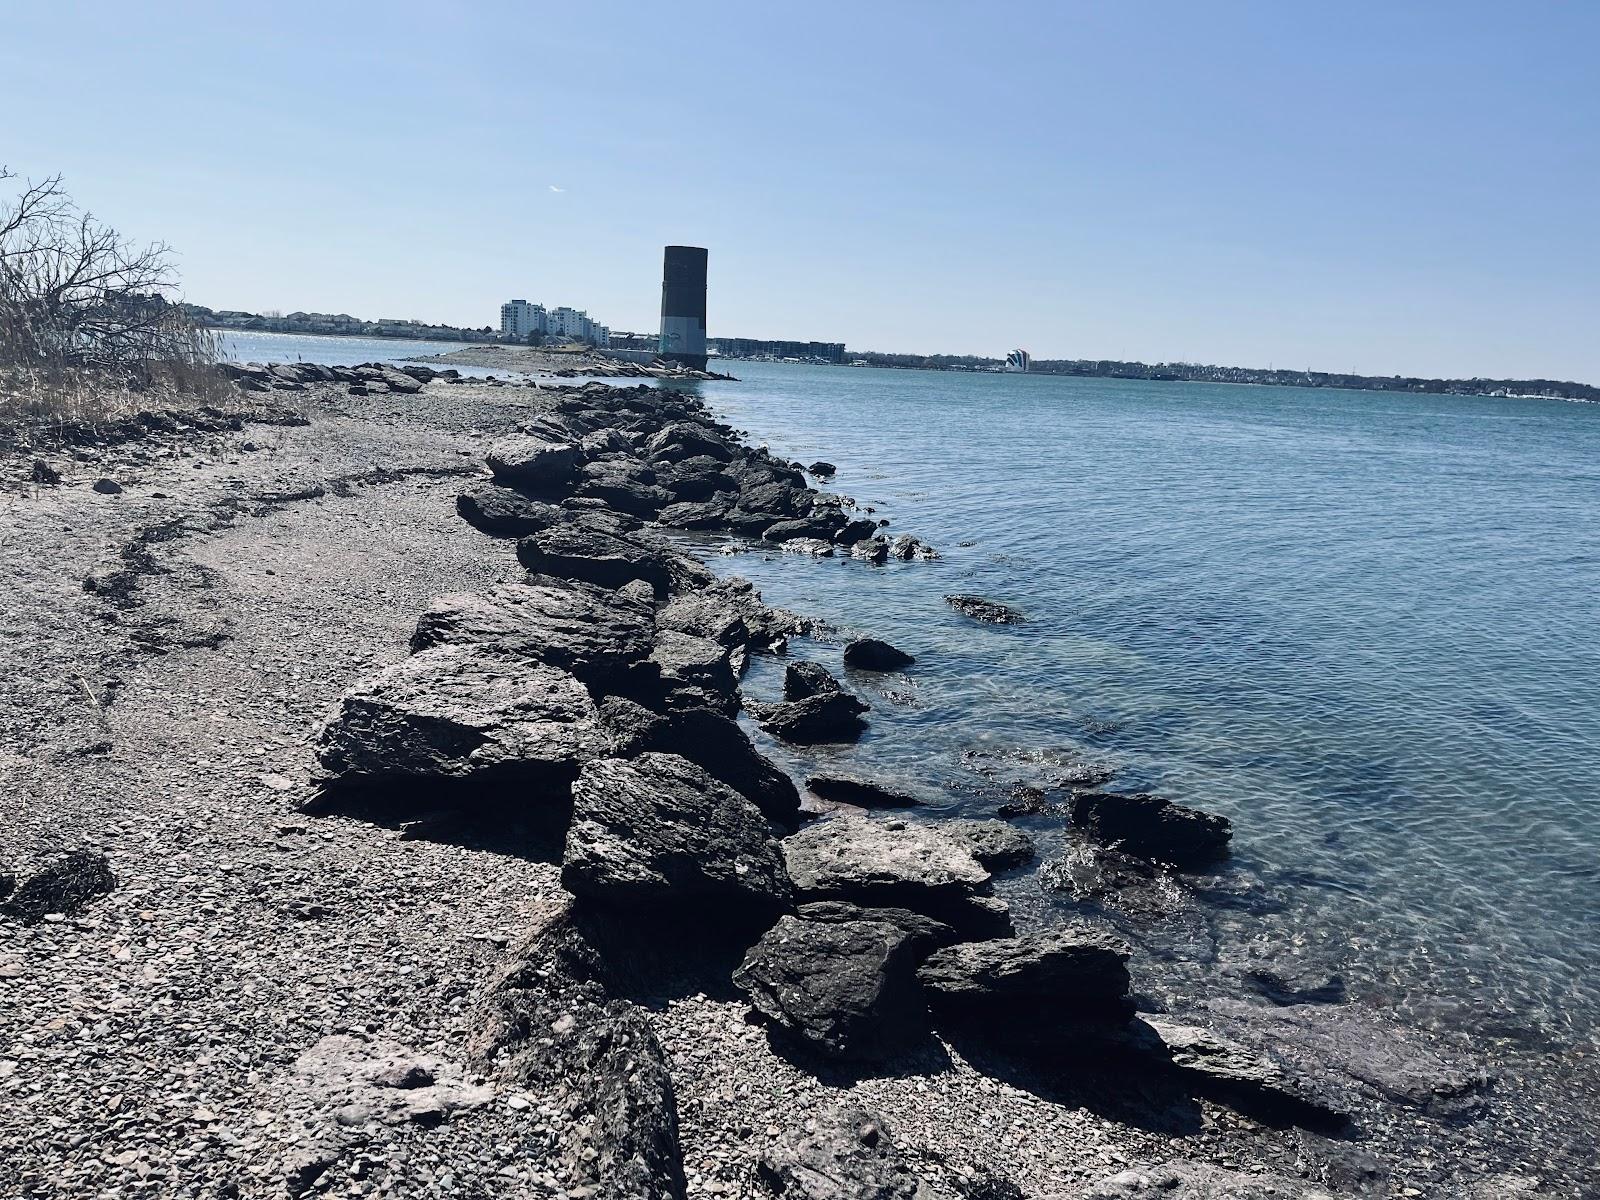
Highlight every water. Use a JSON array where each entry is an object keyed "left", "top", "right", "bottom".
[
  {"left": 217, "top": 329, "right": 469, "bottom": 367},
  {"left": 692, "top": 361, "right": 1600, "bottom": 1050}
]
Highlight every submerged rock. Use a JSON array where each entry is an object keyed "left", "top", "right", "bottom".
[
  {"left": 842, "top": 637, "right": 915, "bottom": 671},
  {"left": 562, "top": 753, "right": 792, "bottom": 915},
  {"left": 945, "top": 594, "right": 1025, "bottom": 624},
  {"left": 314, "top": 646, "right": 609, "bottom": 793},
  {"left": 1070, "top": 791, "right": 1232, "bottom": 867},
  {"left": 805, "top": 774, "right": 922, "bottom": 810},
  {"left": 942, "top": 819, "right": 1036, "bottom": 870},
  {"left": 756, "top": 1107, "right": 918, "bottom": 1200}
]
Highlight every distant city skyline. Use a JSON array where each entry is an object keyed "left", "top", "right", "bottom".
[{"left": 4, "top": 1, "right": 1597, "bottom": 382}]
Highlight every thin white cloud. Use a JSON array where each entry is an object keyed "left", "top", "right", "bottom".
[{"left": 548, "top": 185, "right": 565, "bottom": 193}]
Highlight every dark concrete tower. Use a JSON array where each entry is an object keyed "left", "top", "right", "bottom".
[{"left": 658, "top": 245, "right": 708, "bottom": 370}]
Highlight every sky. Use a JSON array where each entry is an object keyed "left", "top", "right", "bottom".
[{"left": 4, "top": 1, "right": 1597, "bottom": 381}]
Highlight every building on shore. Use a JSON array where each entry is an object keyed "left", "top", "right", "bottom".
[
  {"left": 1005, "top": 349, "right": 1031, "bottom": 373},
  {"left": 658, "top": 246, "right": 708, "bottom": 371},
  {"left": 709, "top": 337, "right": 846, "bottom": 364},
  {"left": 498, "top": 298, "right": 611, "bottom": 346}
]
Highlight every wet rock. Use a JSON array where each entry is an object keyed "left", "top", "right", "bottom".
[
  {"left": 756, "top": 1106, "right": 918, "bottom": 1200},
  {"left": 1079, "top": 1161, "right": 1338, "bottom": 1200},
  {"left": 314, "top": 645, "right": 610, "bottom": 793},
  {"left": 785, "top": 661, "right": 841, "bottom": 700},
  {"left": 2, "top": 851, "right": 116, "bottom": 924},
  {"left": 917, "top": 929, "right": 1134, "bottom": 1029},
  {"left": 843, "top": 637, "right": 915, "bottom": 671},
  {"left": 942, "top": 819, "right": 1035, "bottom": 870},
  {"left": 517, "top": 525, "right": 710, "bottom": 597},
  {"left": 890, "top": 534, "right": 939, "bottom": 560},
  {"left": 945, "top": 594, "right": 1024, "bottom": 623},
  {"left": 1133, "top": 1016, "right": 1346, "bottom": 1122},
  {"left": 764, "top": 514, "right": 846, "bottom": 543},
  {"left": 91, "top": 477, "right": 123, "bottom": 495},
  {"left": 562, "top": 753, "right": 792, "bottom": 915},
  {"left": 455, "top": 483, "right": 564, "bottom": 537},
  {"left": 410, "top": 582, "right": 654, "bottom": 688},
  {"left": 781, "top": 536, "right": 837, "bottom": 557},
  {"left": 749, "top": 690, "right": 869, "bottom": 744},
  {"left": 783, "top": 815, "right": 1008, "bottom": 935},
  {"left": 851, "top": 537, "right": 890, "bottom": 564},
  {"left": 834, "top": 518, "right": 880, "bottom": 546},
  {"left": 806, "top": 774, "right": 922, "bottom": 810},
  {"left": 734, "top": 913, "right": 931, "bottom": 1061},
  {"left": 485, "top": 435, "right": 581, "bottom": 492},
  {"left": 808, "top": 461, "right": 837, "bottom": 477},
  {"left": 1070, "top": 791, "right": 1232, "bottom": 867},
  {"left": 598, "top": 698, "right": 801, "bottom": 825}
]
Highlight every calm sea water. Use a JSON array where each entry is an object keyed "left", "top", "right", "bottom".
[
  {"left": 236, "top": 334, "right": 1599, "bottom": 1049},
  {"left": 697, "top": 362, "right": 1600, "bottom": 1050},
  {"left": 218, "top": 330, "right": 469, "bottom": 367}
]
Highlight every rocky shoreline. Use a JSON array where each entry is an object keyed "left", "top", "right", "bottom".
[{"left": 0, "top": 369, "right": 1583, "bottom": 1198}]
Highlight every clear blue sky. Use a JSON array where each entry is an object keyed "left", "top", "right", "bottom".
[{"left": 5, "top": 1, "right": 1596, "bottom": 380}]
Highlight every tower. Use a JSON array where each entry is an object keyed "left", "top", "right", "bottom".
[{"left": 658, "top": 245, "right": 708, "bottom": 370}]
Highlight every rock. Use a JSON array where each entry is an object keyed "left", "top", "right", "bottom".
[
  {"left": 795, "top": 900, "right": 957, "bottom": 948},
  {"left": 410, "top": 583, "right": 654, "bottom": 688},
  {"left": 455, "top": 483, "right": 565, "bottom": 537},
  {"left": 30, "top": 460, "right": 60, "bottom": 486},
  {"left": 599, "top": 698, "right": 801, "bottom": 826},
  {"left": 942, "top": 819, "right": 1035, "bottom": 870},
  {"left": 781, "top": 537, "right": 837, "bottom": 557},
  {"left": 890, "top": 535, "right": 939, "bottom": 560},
  {"left": 784, "top": 661, "right": 840, "bottom": 700},
  {"left": 517, "top": 525, "right": 709, "bottom": 597},
  {"left": 1133, "top": 1016, "right": 1345, "bottom": 1122},
  {"left": 314, "top": 646, "right": 610, "bottom": 793},
  {"left": 1079, "top": 1161, "right": 1338, "bottom": 1200},
  {"left": 945, "top": 595, "right": 1024, "bottom": 623},
  {"left": 580, "top": 474, "right": 675, "bottom": 518},
  {"left": 749, "top": 690, "right": 869, "bottom": 744},
  {"left": 843, "top": 638, "right": 915, "bottom": 671},
  {"left": 655, "top": 459, "right": 737, "bottom": 501},
  {"left": 783, "top": 815, "right": 1007, "bottom": 935},
  {"left": 291, "top": 1035, "right": 493, "bottom": 1128},
  {"left": 486, "top": 435, "right": 581, "bottom": 492},
  {"left": 834, "top": 519, "right": 880, "bottom": 547},
  {"left": 757, "top": 1107, "right": 918, "bottom": 1200},
  {"left": 656, "top": 591, "right": 751, "bottom": 649},
  {"left": 734, "top": 913, "right": 931, "bottom": 1061},
  {"left": 645, "top": 421, "right": 734, "bottom": 463},
  {"left": 805, "top": 774, "right": 922, "bottom": 810},
  {"left": 764, "top": 515, "right": 845, "bottom": 543},
  {"left": 808, "top": 461, "right": 837, "bottom": 477},
  {"left": 1070, "top": 791, "right": 1232, "bottom": 867},
  {"left": 562, "top": 753, "right": 792, "bottom": 915},
  {"left": 917, "top": 929, "right": 1133, "bottom": 1028},
  {"left": 2, "top": 851, "right": 116, "bottom": 924},
  {"left": 91, "top": 477, "right": 123, "bottom": 495},
  {"left": 738, "top": 480, "right": 813, "bottom": 518},
  {"left": 657, "top": 496, "right": 733, "bottom": 529},
  {"left": 646, "top": 630, "right": 739, "bottom": 714}
]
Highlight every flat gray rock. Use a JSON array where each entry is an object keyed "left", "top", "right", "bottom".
[
  {"left": 485, "top": 435, "right": 580, "bottom": 492},
  {"left": 942, "top": 818, "right": 1035, "bottom": 870},
  {"left": 756, "top": 1107, "right": 918, "bottom": 1200},
  {"left": 1079, "top": 1161, "right": 1338, "bottom": 1200},
  {"left": 917, "top": 929, "right": 1132, "bottom": 1022}
]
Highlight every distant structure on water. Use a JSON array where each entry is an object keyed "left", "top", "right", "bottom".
[
  {"left": 1005, "top": 349, "right": 1031, "bottom": 373},
  {"left": 659, "top": 246, "right": 708, "bottom": 371},
  {"left": 499, "top": 299, "right": 610, "bottom": 346},
  {"left": 710, "top": 337, "right": 845, "bottom": 364}
]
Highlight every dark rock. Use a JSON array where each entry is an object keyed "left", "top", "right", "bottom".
[
  {"left": 1070, "top": 791, "right": 1232, "bottom": 867},
  {"left": 784, "top": 661, "right": 841, "bottom": 700},
  {"left": 942, "top": 819, "right": 1035, "bottom": 870},
  {"left": 2, "top": 851, "right": 116, "bottom": 924},
  {"left": 890, "top": 535, "right": 939, "bottom": 560},
  {"left": 1243, "top": 967, "right": 1348, "bottom": 1007},
  {"left": 834, "top": 519, "right": 879, "bottom": 547},
  {"left": 734, "top": 913, "right": 931, "bottom": 1061},
  {"left": 92, "top": 477, "right": 123, "bottom": 495},
  {"left": 30, "top": 460, "right": 61, "bottom": 486},
  {"left": 795, "top": 901, "right": 958, "bottom": 949},
  {"left": 917, "top": 929, "right": 1133, "bottom": 1028},
  {"left": 945, "top": 595, "right": 1024, "bottom": 624},
  {"left": 655, "top": 459, "right": 736, "bottom": 501},
  {"left": 756, "top": 1106, "right": 918, "bottom": 1200},
  {"left": 656, "top": 591, "right": 750, "bottom": 650},
  {"left": 645, "top": 422, "right": 734, "bottom": 463},
  {"left": 579, "top": 475, "right": 675, "bottom": 518},
  {"left": 1131, "top": 1015, "right": 1347, "bottom": 1123},
  {"left": 598, "top": 698, "right": 801, "bottom": 826},
  {"left": 517, "top": 525, "right": 709, "bottom": 597},
  {"left": 562, "top": 502, "right": 645, "bottom": 537},
  {"left": 851, "top": 537, "right": 890, "bottom": 564},
  {"left": 739, "top": 480, "right": 812, "bottom": 518},
  {"left": 657, "top": 497, "right": 734, "bottom": 529},
  {"left": 764, "top": 514, "right": 845, "bottom": 543},
  {"left": 842, "top": 638, "right": 915, "bottom": 671},
  {"left": 314, "top": 646, "right": 610, "bottom": 793},
  {"left": 562, "top": 753, "right": 791, "bottom": 915},
  {"left": 455, "top": 483, "right": 564, "bottom": 537},
  {"left": 410, "top": 582, "right": 654, "bottom": 688},
  {"left": 805, "top": 775, "right": 922, "bottom": 809},
  {"left": 782, "top": 815, "right": 1008, "bottom": 935},
  {"left": 647, "top": 630, "right": 738, "bottom": 714},
  {"left": 749, "top": 691, "right": 868, "bottom": 744},
  {"left": 1079, "top": 1161, "right": 1339, "bottom": 1200},
  {"left": 808, "top": 461, "right": 837, "bottom": 477},
  {"left": 486, "top": 435, "right": 581, "bottom": 493}
]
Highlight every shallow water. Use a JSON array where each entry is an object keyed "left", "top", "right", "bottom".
[{"left": 693, "top": 361, "right": 1600, "bottom": 1048}]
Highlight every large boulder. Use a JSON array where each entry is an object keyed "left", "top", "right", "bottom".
[
  {"left": 942, "top": 819, "right": 1035, "bottom": 870},
  {"left": 599, "top": 698, "right": 800, "bottom": 826},
  {"left": 486, "top": 435, "right": 581, "bottom": 493},
  {"left": 656, "top": 496, "right": 734, "bottom": 530},
  {"left": 784, "top": 661, "right": 840, "bottom": 700},
  {"left": 579, "top": 474, "right": 675, "bottom": 519},
  {"left": 314, "top": 646, "right": 610, "bottom": 793},
  {"left": 734, "top": 912, "right": 932, "bottom": 1061},
  {"left": 517, "top": 526, "right": 710, "bottom": 597},
  {"left": 763, "top": 514, "right": 846, "bottom": 543},
  {"left": 410, "top": 583, "right": 654, "bottom": 688},
  {"left": 842, "top": 638, "right": 915, "bottom": 671},
  {"left": 562, "top": 754, "right": 791, "bottom": 915},
  {"left": 645, "top": 630, "right": 739, "bottom": 714},
  {"left": 739, "top": 480, "right": 812, "bottom": 518},
  {"left": 916, "top": 929, "right": 1134, "bottom": 1029},
  {"left": 655, "top": 457, "right": 736, "bottom": 501},
  {"left": 749, "top": 691, "right": 868, "bottom": 744},
  {"left": 782, "top": 816, "right": 1008, "bottom": 935},
  {"left": 1070, "top": 791, "right": 1232, "bottom": 868},
  {"left": 455, "top": 483, "right": 565, "bottom": 537},
  {"left": 645, "top": 422, "right": 734, "bottom": 463},
  {"left": 756, "top": 1107, "right": 918, "bottom": 1200},
  {"left": 656, "top": 591, "right": 751, "bottom": 650}
]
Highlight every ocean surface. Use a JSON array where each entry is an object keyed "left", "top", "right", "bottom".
[{"left": 241, "top": 334, "right": 1599, "bottom": 1051}]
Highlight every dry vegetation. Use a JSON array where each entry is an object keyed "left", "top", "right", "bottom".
[{"left": 0, "top": 165, "right": 228, "bottom": 425}]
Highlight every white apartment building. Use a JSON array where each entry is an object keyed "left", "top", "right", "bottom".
[
  {"left": 499, "top": 299, "right": 547, "bottom": 340},
  {"left": 499, "top": 299, "right": 610, "bottom": 346}
]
